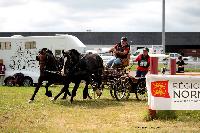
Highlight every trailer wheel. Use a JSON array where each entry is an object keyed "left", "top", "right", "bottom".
[{"left": 22, "top": 77, "right": 33, "bottom": 87}]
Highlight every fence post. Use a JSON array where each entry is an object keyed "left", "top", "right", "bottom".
[
  {"left": 148, "top": 57, "right": 158, "bottom": 119},
  {"left": 170, "top": 58, "right": 176, "bottom": 75},
  {"left": 150, "top": 57, "right": 158, "bottom": 74}
]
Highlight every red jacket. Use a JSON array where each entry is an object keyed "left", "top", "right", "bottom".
[{"left": 135, "top": 54, "right": 150, "bottom": 71}]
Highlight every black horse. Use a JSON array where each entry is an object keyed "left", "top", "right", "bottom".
[
  {"left": 29, "top": 48, "right": 71, "bottom": 103},
  {"left": 52, "top": 49, "right": 104, "bottom": 103}
]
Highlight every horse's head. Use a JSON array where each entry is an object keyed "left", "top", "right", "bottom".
[
  {"left": 37, "top": 48, "right": 61, "bottom": 71},
  {"left": 36, "top": 48, "right": 47, "bottom": 61},
  {"left": 62, "top": 49, "right": 81, "bottom": 75},
  {"left": 62, "top": 49, "right": 80, "bottom": 59}
]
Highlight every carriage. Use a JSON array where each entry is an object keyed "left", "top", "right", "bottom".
[
  {"left": 95, "top": 66, "right": 127, "bottom": 99},
  {"left": 90, "top": 61, "right": 148, "bottom": 101},
  {"left": 113, "top": 74, "right": 148, "bottom": 101}
]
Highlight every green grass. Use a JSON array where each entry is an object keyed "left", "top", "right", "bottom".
[
  {"left": 185, "top": 68, "right": 200, "bottom": 72},
  {"left": 1, "top": 85, "right": 200, "bottom": 132}
]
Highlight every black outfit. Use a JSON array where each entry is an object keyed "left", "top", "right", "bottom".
[{"left": 176, "top": 60, "right": 187, "bottom": 73}]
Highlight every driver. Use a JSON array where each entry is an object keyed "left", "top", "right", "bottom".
[{"left": 106, "top": 36, "right": 130, "bottom": 68}]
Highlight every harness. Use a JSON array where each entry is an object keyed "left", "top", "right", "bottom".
[
  {"left": 43, "top": 70, "right": 60, "bottom": 74},
  {"left": 38, "top": 52, "right": 63, "bottom": 75}
]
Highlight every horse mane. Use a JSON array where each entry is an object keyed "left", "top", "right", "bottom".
[
  {"left": 68, "top": 49, "right": 81, "bottom": 64},
  {"left": 46, "top": 49, "right": 53, "bottom": 55},
  {"left": 38, "top": 48, "right": 63, "bottom": 72},
  {"left": 70, "top": 49, "right": 81, "bottom": 58}
]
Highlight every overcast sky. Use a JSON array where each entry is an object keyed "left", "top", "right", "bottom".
[{"left": 0, "top": 0, "right": 199, "bottom": 32}]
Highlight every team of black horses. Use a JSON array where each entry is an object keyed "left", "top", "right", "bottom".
[{"left": 29, "top": 48, "right": 104, "bottom": 103}]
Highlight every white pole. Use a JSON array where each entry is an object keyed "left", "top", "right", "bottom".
[{"left": 162, "top": 0, "right": 165, "bottom": 53}]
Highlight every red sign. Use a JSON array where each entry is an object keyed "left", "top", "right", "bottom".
[{"left": 151, "top": 81, "right": 170, "bottom": 98}]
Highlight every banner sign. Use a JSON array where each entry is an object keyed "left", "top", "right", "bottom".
[{"left": 146, "top": 74, "right": 200, "bottom": 110}]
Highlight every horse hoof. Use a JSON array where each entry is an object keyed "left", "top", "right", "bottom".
[
  {"left": 70, "top": 99, "right": 73, "bottom": 103},
  {"left": 83, "top": 93, "right": 88, "bottom": 99},
  {"left": 61, "top": 97, "right": 67, "bottom": 100},
  {"left": 28, "top": 100, "right": 33, "bottom": 103},
  {"left": 45, "top": 91, "right": 52, "bottom": 97},
  {"left": 83, "top": 95, "right": 87, "bottom": 99}
]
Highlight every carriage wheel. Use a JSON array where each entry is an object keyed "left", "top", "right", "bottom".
[
  {"left": 119, "top": 76, "right": 132, "bottom": 100},
  {"left": 113, "top": 79, "right": 125, "bottom": 100},
  {"left": 114, "top": 76, "right": 130, "bottom": 101},
  {"left": 135, "top": 81, "right": 148, "bottom": 101},
  {"left": 110, "top": 89, "right": 115, "bottom": 99},
  {"left": 123, "top": 80, "right": 132, "bottom": 100},
  {"left": 108, "top": 81, "right": 116, "bottom": 99}
]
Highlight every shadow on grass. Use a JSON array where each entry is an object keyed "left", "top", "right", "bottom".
[
  {"left": 117, "top": 98, "right": 148, "bottom": 104},
  {"left": 145, "top": 110, "right": 177, "bottom": 121},
  {"left": 153, "top": 110, "right": 200, "bottom": 121},
  {"left": 156, "top": 110, "right": 177, "bottom": 120},
  {"left": 55, "top": 98, "right": 122, "bottom": 109},
  {"left": 54, "top": 97, "right": 147, "bottom": 109}
]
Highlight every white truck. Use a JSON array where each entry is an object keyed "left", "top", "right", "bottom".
[
  {"left": 168, "top": 53, "right": 193, "bottom": 61},
  {"left": 0, "top": 34, "right": 86, "bottom": 86},
  {"left": 86, "top": 48, "right": 113, "bottom": 65}
]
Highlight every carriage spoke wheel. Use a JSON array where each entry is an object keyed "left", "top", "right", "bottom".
[
  {"left": 123, "top": 81, "right": 131, "bottom": 100},
  {"left": 116, "top": 76, "right": 131, "bottom": 100},
  {"left": 108, "top": 81, "right": 116, "bottom": 99},
  {"left": 110, "top": 88, "right": 115, "bottom": 99},
  {"left": 136, "top": 81, "right": 148, "bottom": 101},
  {"left": 114, "top": 78, "right": 127, "bottom": 101}
]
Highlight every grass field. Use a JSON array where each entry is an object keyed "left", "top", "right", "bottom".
[{"left": 1, "top": 85, "right": 200, "bottom": 133}]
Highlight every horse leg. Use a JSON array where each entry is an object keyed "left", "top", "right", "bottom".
[
  {"left": 83, "top": 81, "right": 92, "bottom": 99},
  {"left": 61, "top": 83, "right": 70, "bottom": 99},
  {"left": 59, "top": 76, "right": 71, "bottom": 99},
  {"left": 45, "top": 81, "right": 52, "bottom": 97},
  {"left": 29, "top": 77, "right": 43, "bottom": 102},
  {"left": 70, "top": 80, "right": 81, "bottom": 103},
  {"left": 98, "top": 77, "right": 103, "bottom": 92},
  {"left": 52, "top": 82, "right": 70, "bottom": 101}
]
